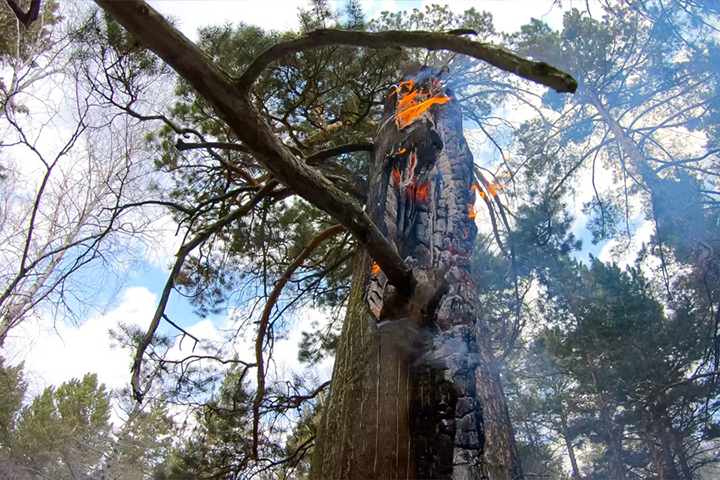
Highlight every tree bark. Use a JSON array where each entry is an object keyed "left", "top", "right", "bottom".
[
  {"left": 87, "top": 2, "right": 578, "bottom": 476},
  {"left": 311, "top": 82, "right": 518, "bottom": 479},
  {"left": 559, "top": 405, "right": 582, "bottom": 479}
]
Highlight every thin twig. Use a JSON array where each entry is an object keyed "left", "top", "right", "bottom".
[
  {"left": 131, "top": 181, "right": 277, "bottom": 402},
  {"left": 251, "top": 224, "right": 345, "bottom": 458}
]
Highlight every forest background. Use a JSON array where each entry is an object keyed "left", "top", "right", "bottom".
[{"left": 0, "top": 0, "right": 719, "bottom": 478}]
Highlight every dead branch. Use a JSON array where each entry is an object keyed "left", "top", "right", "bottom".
[
  {"left": 252, "top": 223, "right": 345, "bottom": 458},
  {"left": 267, "top": 380, "right": 331, "bottom": 409},
  {"left": 305, "top": 142, "right": 373, "bottom": 166},
  {"left": 237, "top": 29, "right": 578, "bottom": 94},
  {"left": 4, "top": 0, "right": 41, "bottom": 27},
  {"left": 160, "top": 355, "right": 256, "bottom": 367},
  {"left": 175, "top": 139, "right": 249, "bottom": 154},
  {"left": 162, "top": 313, "right": 200, "bottom": 350},
  {"left": 131, "top": 181, "right": 277, "bottom": 402}
]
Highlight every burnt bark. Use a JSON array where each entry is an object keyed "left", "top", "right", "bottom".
[
  {"left": 311, "top": 81, "right": 518, "bottom": 479},
  {"left": 93, "top": 0, "right": 577, "bottom": 406}
]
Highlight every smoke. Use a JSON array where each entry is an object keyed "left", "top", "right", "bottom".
[
  {"left": 370, "top": 318, "right": 433, "bottom": 360},
  {"left": 370, "top": 318, "right": 477, "bottom": 373}
]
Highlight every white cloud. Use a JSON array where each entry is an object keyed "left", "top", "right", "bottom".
[
  {"left": 364, "top": 0, "right": 418, "bottom": 20},
  {"left": 4, "top": 287, "right": 157, "bottom": 397},
  {"left": 147, "top": 0, "right": 575, "bottom": 39},
  {"left": 598, "top": 219, "right": 654, "bottom": 268},
  {"left": 270, "top": 306, "right": 335, "bottom": 383}
]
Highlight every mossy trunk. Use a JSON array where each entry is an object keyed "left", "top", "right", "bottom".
[{"left": 311, "top": 79, "right": 518, "bottom": 480}]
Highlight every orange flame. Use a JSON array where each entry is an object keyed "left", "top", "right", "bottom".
[
  {"left": 468, "top": 204, "right": 477, "bottom": 218},
  {"left": 396, "top": 147, "right": 407, "bottom": 155},
  {"left": 396, "top": 96, "right": 451, "bottom": 129},
  {"left": 391, "top": 168, "right": 400, "bottom": 186},
  {"left": 393, "top": 79, "right": 415, "bottom": 95},
  {"left": 397, "top": 91, "right": 419, "bottom": 111},
  {"left": 414, "top": 180, "right": 430, "bottom": 201},
  {"left": 371, "top": 263, "right": 380, "bottom": 275},
  {"left": 472, "top": 183, "right": 487, "bottom": 199},
  {"left": 472, "top": 182, "right": 503, "bottom": 199},
  {"left": 392, "top": 73, "right": 451, "bottom": 130}
]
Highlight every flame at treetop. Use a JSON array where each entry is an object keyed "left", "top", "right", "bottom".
[
  {"left": 393, "top": 74, "right": 451, "bottom": 130},
  {"left": 371, "top": 263, "right": 381, "bottom": 275}
]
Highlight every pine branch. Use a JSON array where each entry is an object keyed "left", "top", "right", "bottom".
[
  {"left": 251, "top": 224, "right": 345, "bottom": 459},
  {"left": 237, "top": 29, "right": 578, "bottom": 93}
]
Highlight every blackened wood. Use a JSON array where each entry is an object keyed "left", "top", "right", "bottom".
[{"left": 312, "top": 76, "right": 520, "bottom": 479}]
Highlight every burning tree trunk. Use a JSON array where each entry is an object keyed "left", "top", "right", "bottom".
[
  {"left": 48, "top": 3, "right": 577, "bottom": 476},
  {"left": 310, "top": 68, "right": 519, "bottom": 480}
]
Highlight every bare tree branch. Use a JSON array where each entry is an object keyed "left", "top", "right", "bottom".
[
  {"left": 654, "top": 369, "right": 720, "bottom": 395},
  {"left": 267, "top": 380, "right": 331, "bottom": 409},
  {"left": 175, "top": 139, "right": 249, "bottom": 154}
]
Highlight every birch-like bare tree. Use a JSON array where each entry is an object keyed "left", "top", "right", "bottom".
[{"left": 0, "top": 0, "right": 161, "bottom": 345}]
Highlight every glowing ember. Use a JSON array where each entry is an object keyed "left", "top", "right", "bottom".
[
  {"left": 371, "top": 263, "right": 381, "bottom": 275},
  {"left": 391, "top": 168, "right": 400, "bottom": 186},
  {"left": 468, "top": 204, "right": 477, "bottom": 218},
  {"left": 397, "top": 147, "right": 407, "bottom": 155},
  {"left": 410, "top": 180, "right": 431, "bottom": 202}
]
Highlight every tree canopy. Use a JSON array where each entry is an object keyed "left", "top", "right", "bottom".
[{"left": 1, "top": 0, "right": 719, "bottom": 478}]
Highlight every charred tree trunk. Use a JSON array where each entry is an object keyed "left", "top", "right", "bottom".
[{"left": 311, "top": 71, "right": 519, "bottom": 480}]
